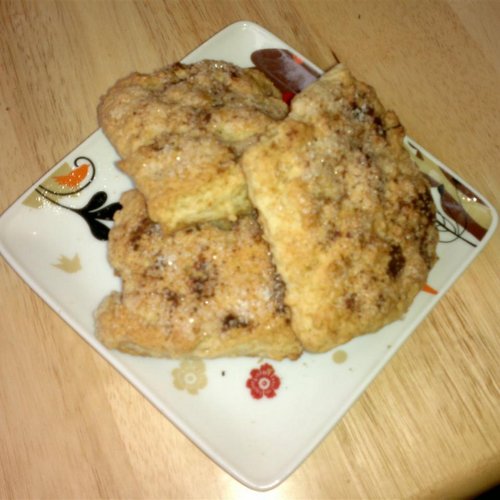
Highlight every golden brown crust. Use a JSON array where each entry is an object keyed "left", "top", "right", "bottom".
[
  {"left": 118, "top": 132, "right": 251, "bottom": 234},
  {"left": 98, "top": 60, "right": 287, "bottom": 233},
  {"left": 98, "top": 61, "right": 287, "bottom": 157},
  {"left": 95, "top": 190, "right": 302, "bottom": 360},
  {"left": 96, "top": 61, "right": 438, "bottom": 359},
  {"left": 241, "top": 64, "right": 438, "bottom": 352}
]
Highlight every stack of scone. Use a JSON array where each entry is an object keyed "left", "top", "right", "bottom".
[{"left": 95, "top": 59, "right": 438, "bottom": 360}]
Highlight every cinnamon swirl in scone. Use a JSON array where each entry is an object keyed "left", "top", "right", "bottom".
[
  {"left": 95, "top": 190, "right": 302, "bottom": 360},
  {"left": 241, "top": 64, "right": 438, "bottom": 353},
  {"left": 98, "top": 60, "right": 287, "bottom": 233}
]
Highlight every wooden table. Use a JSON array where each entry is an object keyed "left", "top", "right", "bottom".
[{"left": 1, "top": 1, "right": 499, "bottom": 497}]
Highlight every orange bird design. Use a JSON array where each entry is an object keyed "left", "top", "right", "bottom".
[{"left": 54, "top": 164, "right": 89, "bottom": 188}]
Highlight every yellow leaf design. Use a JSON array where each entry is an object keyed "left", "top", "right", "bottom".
[
  {"left": 22, "top": 190, "right": 46, "bottom": 208},
  {"left": 53, "top": 254, "right": 82, "bottom": 273},
  {"left": 22, "top": 163, "right": 72, "bottom": 208}
]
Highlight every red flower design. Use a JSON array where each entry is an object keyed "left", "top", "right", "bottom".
[{"left": 246, "top": 363, "right": 281, "bottom": 399}]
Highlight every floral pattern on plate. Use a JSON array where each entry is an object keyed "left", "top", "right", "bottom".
[
  {"left": 22, "top": 156, "right": 121, "bottom": 241},
  {"left": 246, "top": 363, "right": 281, "bottom": 399}
]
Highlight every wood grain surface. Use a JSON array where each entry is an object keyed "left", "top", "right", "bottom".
[{"left": 1, "top": 1, "right": 499, "bottom": 498}]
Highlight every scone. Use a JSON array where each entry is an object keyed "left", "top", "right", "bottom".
[
  {"left": 118, "top": 131, "right": 251, "bottom": 234},
  {"left": 241, "top": 64, "right": 438, "bottom": 353},
  {"left": 95, "top": 190, "right": 302, "bottom": 360},
  {"left": 98, "top": 60, "right": 288, "bottom": 233},
  {"left": 98, "top": 60, "right": 288, "bottom": 157}
]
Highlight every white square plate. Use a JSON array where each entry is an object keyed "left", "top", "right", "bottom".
[{"left": 0, "top": 21, "right": 497, "bottom": 490}]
